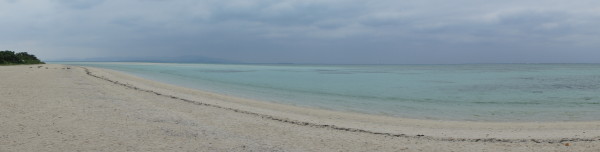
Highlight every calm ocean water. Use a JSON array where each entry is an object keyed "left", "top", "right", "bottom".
[{"left": 55, "top": 62, "right": 600, "bottom": 122}]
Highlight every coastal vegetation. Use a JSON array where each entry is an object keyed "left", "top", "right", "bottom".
[{"left": 0, "top": 50, "right": 44, "bottom": 65}]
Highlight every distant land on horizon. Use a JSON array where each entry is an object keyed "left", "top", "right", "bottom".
[{"left": 48, "top": 55, "right": 241, "bottom": 64}]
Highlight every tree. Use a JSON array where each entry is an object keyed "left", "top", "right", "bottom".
[
  {"left": 0, "top": 50, "right": 44, "bottom": 65},
  {"left": 15, "top": 52, "right": 44, "bottom": 64}
]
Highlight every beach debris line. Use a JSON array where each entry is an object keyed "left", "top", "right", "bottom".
[{"left": 80, "top": 66, "right": 600, "bottom": 144}]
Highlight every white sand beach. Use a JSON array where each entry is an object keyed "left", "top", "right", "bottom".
[{"left": 1, "top": 64, "right": 599, "bottom": 151}]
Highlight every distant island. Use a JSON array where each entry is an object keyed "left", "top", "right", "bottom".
[{"left": 0, "top": 50, "right": 45, "bottom": 65}]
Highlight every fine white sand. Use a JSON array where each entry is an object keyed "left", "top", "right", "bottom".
[{"left": 1, "top": 64, "right": 599, "bottom": 151}]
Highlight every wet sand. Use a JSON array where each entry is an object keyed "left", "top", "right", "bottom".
[{"left": 1, "top": 64, "right": 599, "bottom": 151}]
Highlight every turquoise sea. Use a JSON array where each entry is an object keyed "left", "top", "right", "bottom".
[{"left": 55, "top": 62, "right": 600, "bottom": 122}]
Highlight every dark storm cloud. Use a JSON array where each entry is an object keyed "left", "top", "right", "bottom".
[{"left": 1, "top": 0, "right": 599, "bottom": 64}]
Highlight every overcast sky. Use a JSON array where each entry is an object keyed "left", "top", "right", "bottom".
[{"left": 1, "top": 0, "right": 599, "bottom": 64}]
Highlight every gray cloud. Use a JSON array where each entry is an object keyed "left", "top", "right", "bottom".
[
  {"left": 1, "top": 0, "right": 599, "bottom": 64},
  {"left": 52, "top": 0, "right": 105, "bottom": 9}
]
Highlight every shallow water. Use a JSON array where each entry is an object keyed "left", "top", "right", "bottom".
[{"left": 56, "top": 62, "right": 600, "bottom": 122}]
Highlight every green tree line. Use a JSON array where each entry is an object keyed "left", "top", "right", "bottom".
[{"left": 0, "top": 50, "right": 45, "bottom": 65}]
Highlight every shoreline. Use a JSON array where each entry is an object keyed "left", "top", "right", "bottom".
[
  {"left": 2, "top": 64, "right": 599, "bottom": 151},
  {"left": 82, "top": 65, "right": 600, "bottom": 141},
  {"left": 57, "top": 61, "right": 600, "bottom": 122}
]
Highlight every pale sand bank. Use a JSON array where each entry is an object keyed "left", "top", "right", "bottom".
[{"left": 1, "top": 64, "right": 599, "bottom": 151}]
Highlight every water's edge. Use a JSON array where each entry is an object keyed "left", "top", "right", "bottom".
[{"left": 53, "top": 62, "right": 600, "bottom": 122}]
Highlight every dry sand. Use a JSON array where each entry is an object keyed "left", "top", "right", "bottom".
[{"left": 1, "top": 64, "right": 599, "bottom": 151}]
